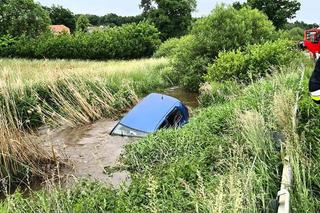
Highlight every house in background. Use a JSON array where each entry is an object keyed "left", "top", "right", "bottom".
[{"left": 49, "top": 25, "right": 71, "bottom": 35}]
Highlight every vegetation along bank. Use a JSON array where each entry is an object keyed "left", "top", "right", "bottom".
[{"left": 1, "top": 0, "right": 320, "bottom": 212}]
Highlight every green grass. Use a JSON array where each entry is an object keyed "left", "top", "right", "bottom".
[
  {"left": 0, "top": 58, "right": 170, "bottom": 191},
  {"left": 0, "top": 58, "right": 169, "bottom": 128},
  {"left": 0, "top": 59, "right": 309, "bottom": 212},
  {"left": 2, "top": 57, "right": 320, "bottom": 212}
]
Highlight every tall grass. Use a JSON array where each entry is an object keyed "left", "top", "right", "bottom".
[
  {"left": 0, "top": 58, "right": 169, "bottom": 128},
  {"left": 0, "top": 58, "right": 169, "bottom": 191},
  {"left": 3, "top": 57, "right": 320, "bottom": 212},
  {"left": 0, "top": 60, "right": 307, "bottom": 212},
  {"left": 0, "top": 85, "right": 54, "bottom": 193}
]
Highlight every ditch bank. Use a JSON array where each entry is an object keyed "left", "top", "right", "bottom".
[{"left": 36, "top": 87, "right": 199, "bottom": 189}]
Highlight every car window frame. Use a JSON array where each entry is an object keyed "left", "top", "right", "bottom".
[{"left": 159, "top": 107, "right": 183, "bottom": 129}]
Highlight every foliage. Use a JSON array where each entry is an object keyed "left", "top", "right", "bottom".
[
  {"left": 140, "top": 0, "right": 197, "bottom": 40},
  {"left": 0, "top": 22, "right": 161, "bottom": 60},
  {"left": 45, "top": 5, "right": 76, "bottom": 31},
  {"left": 233, "top": 0, "right": 301, "bottom": 29},
  {"left": 1, "top": 62, "right": 306, "bottom": 212},
  {"left": 171, "top": 5, "right": 276, "bottom": 91},
  {"left": 284, "top": 21, "right": 318, "bottom": 30},
  {"left": 206, "top": 39, "right": 300, "bottom": 82},
  {"left": 198, "top": 81, "right": 241, "bottom": 107},
  {"left": 0, "top": 35, "right": 15, "bottom": 48},
  {"left": 280, "top": 27, "right": 304, "bottom": 42},
  {"left": 0, "top": 58, "right": 168, "bottom": 189},
  {"left": 78, "top": 13, "right": 144, "bottom": 27},
  {"left": 76, "top": 15, "right": 90, "bottom": 32},
  {"left": 0, "top": 0, "right": 51, "bottom": 37},
  {"left": 154, "top": 35, "right": 191, "bottom": 58},
  {"left": 154, "top": 38, "right": 179, "bottom": 58},
  {"left": 99, "top": 13, "right": 144, "bottom": 27}
]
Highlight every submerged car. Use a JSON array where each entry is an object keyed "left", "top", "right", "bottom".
[{"left": 110, "top": 93, "right": 189, "bottom": 137}]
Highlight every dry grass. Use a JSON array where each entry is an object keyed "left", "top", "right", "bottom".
[
  {"left": 0, "top": 88, "right": 53, "bottom": 192},
  {"left": 0, "top": 58, "right": 168, "bottom": 190},
  {"left": 0, "top": 58, "right": 168, "bottom": 87}
]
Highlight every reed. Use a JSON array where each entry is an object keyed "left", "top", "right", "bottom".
[{"left": 0, "top": 58, "right": 169, "bottom": 190}]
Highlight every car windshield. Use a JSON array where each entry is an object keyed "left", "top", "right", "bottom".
[{"left": 111, "top": 124, "right": 148, "bottom": 137}]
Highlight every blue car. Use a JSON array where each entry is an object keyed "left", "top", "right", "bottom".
[{"left": 110, "top": 93, "right": 189, "bottom": 137}]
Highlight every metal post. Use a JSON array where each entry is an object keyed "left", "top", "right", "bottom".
[{"left": 277, "top": 156, "right": 292, "bottom": 213}]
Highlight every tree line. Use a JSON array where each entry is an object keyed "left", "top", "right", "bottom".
[{"left": 0, "top": 0, "right": 311, "bottom": 41}]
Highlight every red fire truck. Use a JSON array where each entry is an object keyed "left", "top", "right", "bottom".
[{"left": 301, "top": 28, "right": 320, "bottom": 59}]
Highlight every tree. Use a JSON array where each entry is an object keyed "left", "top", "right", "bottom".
[
  {"left": 233, "top": 0, "right": 301, "bottom": 29},
  {"left": 85, "top": 14, "right": 100, "bottom": 26},
  {"left": 0, "top": 0, "right": 51, "bottom": 37},
  {"left": 76, "top": 15, "right": 90, "bottom": 32},
  {"left": 232, "top": 1, "right": 244, "bottom": 10},
  {"left": 46, "top": 5, "right": 75, "bottom": 31},
  {"left": 172, "top": 5, "right": 276, "bottom": 91},
  {"left": 140, "top": 0, "right": 196, "bottom": 40},
  {"left": 99, "top": 13, "right": 144, "bottom": 27},
  {"left": 284, "top": 21, "right": 318, "bottom": 30}
]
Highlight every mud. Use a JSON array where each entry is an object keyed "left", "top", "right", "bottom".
[
  {"left": 38, "top": 87, "right": 198, "bottom": 188},
  {"left": 40, "top": 119, "right": 132, "bottom": 188}
]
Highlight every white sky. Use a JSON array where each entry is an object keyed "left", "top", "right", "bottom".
[{"left": 36, "top": 0, "right": 319, "bottom": 24}]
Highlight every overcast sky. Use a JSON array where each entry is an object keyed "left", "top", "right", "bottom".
[{"left": 36, "top": 0, "right": 319, "bottom": 24}]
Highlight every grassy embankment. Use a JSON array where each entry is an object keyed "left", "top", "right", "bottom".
[
  {"left": 2, "top": 57, "right": 318, "bottom": 212},
  {"left": 0, "top": 58, "right": 169, "bottom": 191}
]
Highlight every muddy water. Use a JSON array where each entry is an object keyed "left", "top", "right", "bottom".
[
  {"left": 163, "top": 86, "right": 199, "bottom": 109},
  {"left": 40, "top": 120, "right": 132, "bottom": 187},
  {"left": 39, "top": 87, "right": 198, "bottom": 188}
]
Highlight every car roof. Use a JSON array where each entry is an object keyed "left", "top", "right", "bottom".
[{"left": 119, "top": 93, "right": 181, "bottom": 133}]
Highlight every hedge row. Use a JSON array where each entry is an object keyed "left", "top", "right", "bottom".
[{"left": 0, "top": 22, "right": 161, "bottom": 60}]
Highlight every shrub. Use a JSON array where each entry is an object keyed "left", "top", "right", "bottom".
[
  {"left": 0, "top": 35, "right": 16, "bottom": 57},
  {"left": 206, "top": 39, "right": 300, "bottom": 82},
  {"left": 0, "top": 35, "right": 15, "bottom": 48},
  {"left": 1, "top": 22, "right": 161, "bottom": 60},
  {"left": 279, "top": 27, "right": 304, "bottom": 42},
  {"left": 171, "top": 5, "right": 276, "bottom": 91},
  {"left": 154, "top": 36, "right": 192, "bottom": 58},
  {"left": 171, "top": 35, "right": 211, "bottom": 91}
]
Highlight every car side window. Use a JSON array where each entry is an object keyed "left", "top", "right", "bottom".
[
  {"left": 307, "top": 32, "right": 319, "bottom": 43},
  {"left": 160, "top": 108, "right": 183, "bottom": 129}
]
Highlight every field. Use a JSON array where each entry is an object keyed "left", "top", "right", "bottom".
[{"left": 0, "top": 58, "right": 169, "bottom": 127}]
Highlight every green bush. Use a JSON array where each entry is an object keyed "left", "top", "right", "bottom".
[
  {"left": 206, "top": 39, "right": 299, "bottom": 82},
  {"left": 0, "top": 22, "right": 161, "bottom": 60},
  {"left": 171, "top": 5, "right": 276, "bottom": 91},
  {"left": 171, "top": 35, "right": 211, "bottom": 91},
  {"left": 0, "top": 35, "right": 37, "bottom": 58},
  {"left": 279, "top": 27, "right": 304, "bottom": 42},
  {"left": 0, "top": 35, "right": 15, "bottom": 48},
  {"left": 154, "top": 35, "right": 192, "bottom": 58}
]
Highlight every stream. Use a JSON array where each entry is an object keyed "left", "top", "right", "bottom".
[{"left": 38, "top": 87, "right": 199, "bottom": 189}]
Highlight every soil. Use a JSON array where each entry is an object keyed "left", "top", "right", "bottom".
[
  {"left": 39, "top": 119, "right": 132, "bottom": 188},
  {"left": 37, "top": 87, "right": 199, "bottom": 188}
]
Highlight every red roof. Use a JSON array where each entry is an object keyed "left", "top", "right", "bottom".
[{"left": 49, "top": 25, "right": 70, "bottom": 34}]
